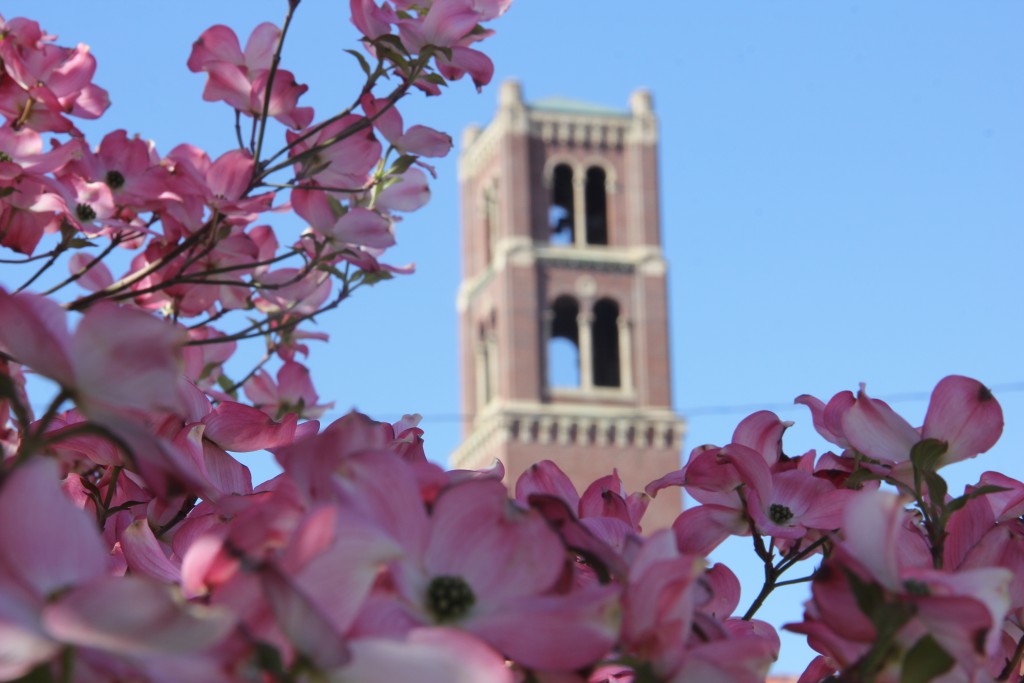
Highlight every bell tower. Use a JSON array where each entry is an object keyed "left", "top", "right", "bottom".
[{"left": 451, "top": 81, "right": 685, "bottom": 529}]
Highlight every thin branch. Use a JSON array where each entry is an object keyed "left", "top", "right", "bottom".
[
  {"left": 235, "top": 109, "right": 246, "bottom": 150},
  {"left": 252, "top": 0, "right": 301, "bottom": 170},
  {"left": 224, "top": 351, "right": 273, "bottom": 394},
  {"left": 68, "top": 220, "right": 217, "bottom": 311},
  {"left": 15, "top": 242, "right": 66, "bottom": 293},
  {"left": 0, "top": 250, "right": 57, "bottom": 264},
  {"left": 773, "top": 574, "right": 816, "bottom": 588},
  {"left": 42, "top": 235, "right": 124, "bottom": 296}
]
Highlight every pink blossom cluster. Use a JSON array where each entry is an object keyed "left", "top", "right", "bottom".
[
  {"left": 2, "top": 5, "right": 1024, "bottom": 683},
  {"left": 646, "top": 376, "right": 1021, "bottom": 682}
]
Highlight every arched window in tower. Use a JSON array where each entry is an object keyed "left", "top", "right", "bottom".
[
  {"left": 584, "top": 166, "right": 608, "bottom": 245},
  {"left": 547, "top": 296, "right": 580, "bottom": 388},
  {"left": 592, "top": 298, "right": 620, "bottom": 387},
  {"left": 549, "top": 164, "right": 574, "bottom": 245},
  {"left": 476, "top": 323, "right": 491, "bottom": 407}
]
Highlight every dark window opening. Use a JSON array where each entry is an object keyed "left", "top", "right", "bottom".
[
  {"left": 549, "top": 164, "right": 574, "bottom": 245},
  {"left": 483, "top": 183, "right": 499, "bottom": 262},
  {"left": 584, "top": 167, "right": 608, "bottom": 245},
  {"left": 592, "top": 298, "right": 620, "bottom": 387},
  {"left": 478, "top": 323, "right": 492, "bottom": 404},
  {"left": 548, "top": 296, "right": 580, "bottom": 387}
]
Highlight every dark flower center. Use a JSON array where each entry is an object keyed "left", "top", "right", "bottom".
[
  {"left": 427, "top": 575, "right": 475, "bottom": 622},
  {"left": 76, "top": 203, "right": 97, "bottom": 221},
  {"left": 105, "top": 170, "right": 126, "bottom": 189},
  {"left": 769, "top": 503, "right": 794, "bottom": 524},
  {"left": 903, "top": 580, "right": 930, "bottom": 596}
]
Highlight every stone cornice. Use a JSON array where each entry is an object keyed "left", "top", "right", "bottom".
[
  {"left": 450, "top": 401, "right": 687, "bottom": 470},
  {"left": 458, "top": 238, "right": 667, "bottom": 311}
]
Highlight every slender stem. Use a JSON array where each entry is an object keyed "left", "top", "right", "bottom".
[
  {"left": 742, "top": 573, "right": 777, "bottom": 621},
  {"left": 155, "top": 496, "right": 199, "bottom": 538},
  {"left": 42, "top": 235, "right": 124, "bottom": 296},
  {"left": 69, "top": 220, "right": 216, "bottom": 311},
  {"left": 261, "top": 181, "right": 363, "bottom": 193},
  {"left": 185, "top": 281, "right": 352, "bottom": 347},
  {"left": 252, "top": 0, "right": 301, "bottom": 170},
  {"left": 776, "top": 534, "right": 831, "bottom": 574},
  {"left": 60, "top": 646, "right": 74, "bottom": 683},
  {"left": 998, "top": 633, "right": 1024, "bottom": 681},
  {"left": 235, "top": 110, "right": 246, "bottom": 150},
  {"left": 225, "top": 352, "right": 273, "bottom": 394},
  {"left": 0, "top": 250, "right": 56, "bottom": 264},
  {"left": 13, "top": 389, "right": 71, "bottom": 467},
  {"left": 257, "top": 57, "right": 426, "bottom": 181},
  {"left": 743, "top": 533, "right": 833, "bottom": 621},
  {"left": 15, "top": 243, "right": 66, "bottom": 293},
  {"left": 773, "top": 574, "right": 816, "bottom": 588},
  {"left": 258, "top": 52, "right": 387, "bottom": 169}
]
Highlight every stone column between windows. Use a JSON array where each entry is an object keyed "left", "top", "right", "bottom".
[
  {"left": 572, "top": 173, "right": 587, "bottom": 247},
  {"left": 577, "top": 311, "right": 594, "bottom": 390},
  {"left": 618, "top": 318, "right": 634, "bottom": 393}
]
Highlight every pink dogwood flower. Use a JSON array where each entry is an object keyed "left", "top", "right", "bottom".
[
  {"left": 188, "top": 23, "right": 313, "bottom": 129},
  {"left": 0, "top": 459, "right": 234, "bottom": 678},
  {"left": 799, "top": 376, "right": 1003, "bottom": 471},
  {"left": 0, "top": 290, "right": 186, "bottom": 420},
  {"left": 286, "top": 115, "right": 382, "bottom": 189}
]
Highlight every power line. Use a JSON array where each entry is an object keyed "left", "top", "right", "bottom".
[{"left": 323, "top": 381, "right": 1024, "bottom": 423}]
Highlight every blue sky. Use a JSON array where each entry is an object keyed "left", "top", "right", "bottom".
[{"left": 6, "top": 1, "right": 1024, "bottom": 674}]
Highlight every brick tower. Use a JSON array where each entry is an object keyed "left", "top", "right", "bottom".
[{"left": 451, "top": 81, "right": 685, "bottom": 530}]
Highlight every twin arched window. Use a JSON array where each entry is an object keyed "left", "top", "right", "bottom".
[
  {"left": 546, "top": 296, "right": 622, "bottom": 390},
  {"left": 548, "top": 164, "right": 608, "bottom": 246}
]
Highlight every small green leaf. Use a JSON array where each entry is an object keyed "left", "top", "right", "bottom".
[
  {"left": 388, "top": 154, "right": 417, "bottom": 177},
  {"left": 343, "top": 49, "right": 372, "bottom": 77},
  {"left": 845, "top": 467, "right": 884, "bottom": 489},
  {"left": 66, "top": 238, "right": 97, "bottom": 249},
  {"left": 10, "top": 662, "right": 55, "bottom": 683},
  {"left": 946, "top": 484, "right": 1011, "bottom": 514},
  {"left": 216, "top": 374, "right": 238, "bottom": 398},
  {"left": 421, "top": 73, "right": 448, "bottom": 87},
  {"left": 900, "top": 635, "right": 954, "bottom": 683},
  {"left": 0, "top": 186, "right": 16, "bottom": 198},
  {"left": 910, "top": 439, "right": 948, "bottom": 473},
  {"left": 253, "top": 641, "right": 287, "bottom": 679},
  {"left": 316, "top": 262, "right": 347, "bottom": 279},
  {"left": 359, "top": 270, "right": 394, "bottom": 286},
  {"left": 921, "top": 470, "right": 948, "bottom": 507},
  {"left": 844, "top": 568, "right": 885, "bottom": 620}
]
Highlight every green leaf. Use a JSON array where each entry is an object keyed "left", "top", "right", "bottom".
[
  {"left": 909, "top": 439, "right": 948, "bottom": 473},
  {"left": 316, "top": 262, "right": 347, "bottom": 279},
  {"left": 0, "top": 186, "right": 15, "bottom": 198},
  {"left": 344, "top": 48, "right": 372, "bottom": 78},
  {"left": 10, "top": 663, "right": 55, "bottom": 683},
  {"left": 387, "top": 154, "right": 417, "bottom": 176},
  {"left": 900, "top": 635, "right": 954, "bottom": 683},
  {"left": 921, "top": 470, "right": 948, "bottom": 508},
  {"left": 0, "top": 372, "right": 30, "bottom": 425},
  {"left": 216, "top": 374, "right": 238, "bottom": 399},
  {"left": 845, "top": 467, "right": 884, "bottom": 489},
  {"left": 945, "top": 484, "right": 1011, "bottom": 514},
  {"left": 844, "top": 568, "right": 885, "bottom": 619},
  {"left": 421, "top": 73, "right": 448, "bottom": 87},
  {"left": 253, "top": 641, "right": 288, "bottom": 680},
  {"left": 359, "top": 270, "right": 394, "bottom": 286}
]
